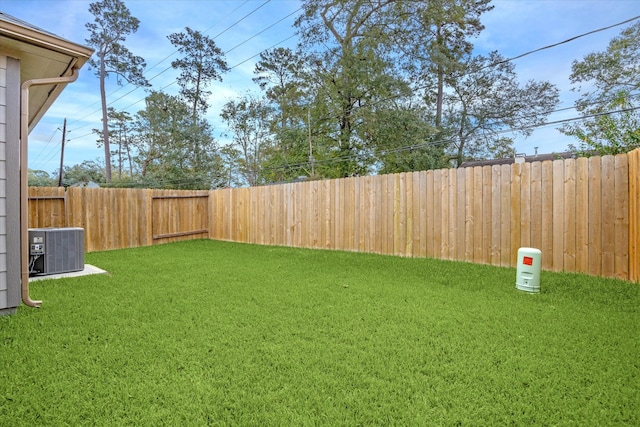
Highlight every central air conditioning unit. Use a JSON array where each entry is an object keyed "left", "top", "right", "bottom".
[{"left": 28, "top": 228, "right": 85, "bottom": 277}]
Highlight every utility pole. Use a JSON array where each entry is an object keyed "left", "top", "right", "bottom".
[{"left": 57, "top": 118, "right": 66, "bottom": 187}]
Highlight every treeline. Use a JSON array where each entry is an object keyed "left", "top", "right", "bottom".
[{"left": 31, "top": 1, "right": 640, "bottom": 189}]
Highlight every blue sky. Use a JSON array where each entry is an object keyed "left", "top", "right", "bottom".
[{"left": 2, "top": 0, "right": 639, "bottom": 174}]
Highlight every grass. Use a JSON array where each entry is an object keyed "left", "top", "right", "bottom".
[{"left": 1, "top": 239, "right": 638, "bottom": 426}]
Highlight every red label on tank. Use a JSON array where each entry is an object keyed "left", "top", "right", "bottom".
[{"left": 523, "top": 256, "right": 533, "bottom": 266}]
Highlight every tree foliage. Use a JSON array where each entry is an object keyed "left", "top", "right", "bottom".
[
  {"left": 562, "top": 21, "right": 640, "bottom": 155},
  {"left": 28, "top": 170, "right": 56, "bottom": 187},
  {"left": 77, "top": 0, "right": 571, "bottom": 188},
  {"left": 133, "top": 91, "right": 224, "bottom": 189},
  {"left": 61, "top": 160, "right": 107, "bottom": 187},
  {"left": 221, "top": 96, "right": 274, "bottom": 186},
  {"left": 168, "top": 27, "right": 228, "bottom": 120},
  {"left": 443, "top": 51, "right": 559, "bottom": 166},
  {"left": 85, "top": 0, "right": 149, "bottom": 182}
]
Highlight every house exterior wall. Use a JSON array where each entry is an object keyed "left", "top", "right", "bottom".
[{"left": 0, "top": 55, "right": 20, "bottom": 315}]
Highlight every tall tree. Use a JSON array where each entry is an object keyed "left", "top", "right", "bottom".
[
  {"left": 296, "top": 0, "right": 408, "bottom": 177},
  {"left": 93, "top": 107, "right": 134, "bottom": 180},
  {"left": 401, "top": 0, "right": 492, "bottom": 129},
  {"left": 168, "top": 27, "right": 228, "bottom": 121},
  {"left": 252, "top": 48, "right": 316, "bottom": 181},
  {"left": 443, "top": 51, "right": 559, "bottom": 166},
  {"left": 253, "top": 47, "right": 307, "bottom": 131},
  {"left": 561, "top": 21, "right": 640, "bottom": 154},
  {"left": 134, "top": 91, "right": 224, "bottom": 189},
  {"left": 221, "top": 96, "right": 274, "bottom": 186},
  {"left": 85, "top": 0, "right": 149, "bottom": 182}
]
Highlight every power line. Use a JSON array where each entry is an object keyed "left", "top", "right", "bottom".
[
  {"left": 258, "top": 105, "right": 640, "bottom": 173},
  {"left": 493, "top": 15, "right": 640, "bottom": 67},
  {"left": 52, "top": 12, "right": 640, "bottom": 178},
  {"left": 66, "top": 0, "right": 276, "bottom": 128}
]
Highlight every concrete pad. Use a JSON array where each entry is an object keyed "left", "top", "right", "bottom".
[{"left": 29, "top": 264, "right": 108, "bottom": 282}]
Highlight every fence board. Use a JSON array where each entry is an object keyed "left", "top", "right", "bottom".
[
  {"left": 419, "top": 171, "right": 428, "bottom": 258},
  {"left": 406, "top": 173, "right": 415, "bottom": 256},
  {"left": 563, "top": 159, "right": 576, "bottom": 272},
  {"left": 491, "top": 166, "right": 501, "bottom": 266},
  {"left": 500, "top": 165, "right": 511, "bottom": 267},
  {"left": 540, "top": 161, "right": 553, "bottom": 270},
  {"left": 575, "top": 157, "right": 589, "bottom": 274},
  {"left": 588, "top": 157, "right": 602, "bottom": 276},
  {"left": 482, "top": 166, "right": 491, "bottom": 264},
  {"left": 601, "top": 156, "right": 616, "bottom": 278},
  {"left": 520, "top": 163, "right": 532, "bottom": 249},
  {"left": 448, "top": 169, "right": 457, "bottom": 260},
  {"left": 530, "top": 161, "right": 543, "bottom": 253},
  {"left": 440, "top": 169, "right": 450, "bottom": 259},
  {"left": 614, "top": 154, "right": 629, "bottom": 280},
  {"left": 411, "top": 172, "right": 421, "bottom": 257},
  {"left": 456, "top": 168, "right": 466, "bottom": 262},
  {"left": 473, "top": 167, "right": 484, "bottom": 264},
  {"left": 552, "top": 160, "right": 565, "bottom": 272},
  {"left": 629, "top": 149, "right": 639, "bottom": 282},
  {"left": 510, "top": 163, "right": 522, "bottom": 265},
  {"left": 465, "top": 168, "right": 474, "bottom": 262}
]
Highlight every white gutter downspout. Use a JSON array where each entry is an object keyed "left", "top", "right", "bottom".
[{"left": 20, "top": 68, "right": 80, "bottom": 307}]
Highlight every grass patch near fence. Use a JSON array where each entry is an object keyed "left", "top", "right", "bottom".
[{"left": 1, "top": 240, "right": 638, "bottom": 425}]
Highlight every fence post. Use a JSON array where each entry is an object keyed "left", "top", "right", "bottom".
[{"left": 629, "top": 149, "right": 640, "bottom": 282}]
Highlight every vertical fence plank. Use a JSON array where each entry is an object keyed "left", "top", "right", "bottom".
[
  {"left": 345, "top": 177, "right": 356, "bottom": 252},
  {"left": 588, "top": 156, "right": 602, "bottom": 276},
  {"left": 575, "top": 158, "right": 589, "bottom": 273},
  {"left": 331, "top": 178, "right": 340, "bottom": 251},
  {"left": 406, "top": 172, "right": 415, "bottom": 256},
  {"left": 473, "top": 167, "right": 484, "bottom": 264},
  {"left": 440, "top": 169, "right": 450, "bottom": 259},
  {"left": 629, "top": 149, "right": 639, "bottom": 282},
  {"left": 491, "top": 165, "right": 501, "bottom": 266},
  {"left": 614, "top": 154, "right": 629, "bottom": 280},
  {"left": 563, "top": 160, "right": 576, "bottom": 272},
  {"left": 541, "top": 161, "right": 554, "bottom": 270},
  {"left": 551, "top": 159, "right": 566, "bottom": 272},
  {"left": 520, "top": 163, "right": 532, "bottom": 250},
  {"left": 481, "top": 166, "right": 491, "bottom": 264},
  {"left": 530, "top": 162, "right": 546, "bottom": 252},
  {"left": 456, "top": 168, "right": 466, "bottom": 262},
  {"left": 432, "top": 170, "right": 442, "bottom": 260},
  {"left": 386, "top": 174, "right": 395, "bottom": 255},
  {"left": 464, "top": 167, "right": 474, "bottom": 262},
  {"left": 500, "top": 164, "right": 511, "bottom": 267},
  {"left": 419, "top": 171, "right": 428, "bottom": 258},
  {"left": 510, "top": 163, "right": 522, "bottom": 265},
  {"left": 323, "top": 179, "right": 332, "bottom": 250},
  {"left": 393, "top": 173, "right": 403, "bottom": 256},
  {"left": 412, "top": 172, "right": 421, "bottom": 257},
  {"left": 448, "top": 169, "right": 457, "bottom": 260},
  {"left": 424, "top": 171, "right": 434, "bottom": 259},
  {"left": 600, "top": 155, "right": 616, "bottom": 278}
]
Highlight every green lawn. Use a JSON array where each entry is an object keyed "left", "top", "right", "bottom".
[{"left": 1, "top": 240, "right": 638, "bottom": 425}]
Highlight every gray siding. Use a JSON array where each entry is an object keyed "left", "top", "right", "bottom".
[{"left": 0, "top": 56, "right": 20, "bottom": 314}]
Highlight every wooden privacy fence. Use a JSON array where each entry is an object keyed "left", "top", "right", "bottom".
[
  {"left": 28, "top": 151, "right": 640, "bottom": 282},
  {"left": 28, "top": 187, "right": 210, "bottom": 252}
]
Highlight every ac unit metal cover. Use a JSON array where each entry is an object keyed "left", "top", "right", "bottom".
[{"left": 28, "top": 228, "right": 84, "bottom": 276}]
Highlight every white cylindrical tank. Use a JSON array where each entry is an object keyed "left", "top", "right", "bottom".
[{"left": 515, "top": 247, "right": 542, "bottom": 293}]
